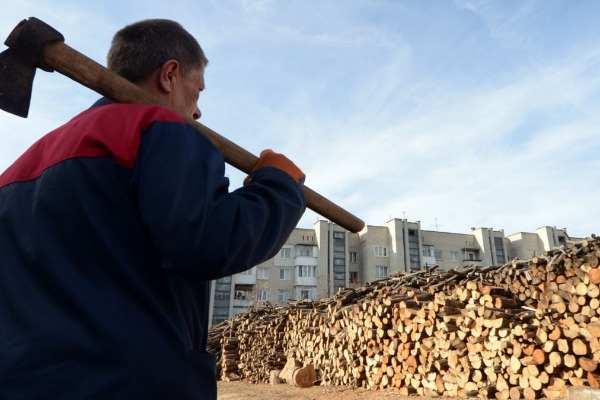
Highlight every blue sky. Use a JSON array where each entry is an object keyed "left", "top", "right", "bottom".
[{"left": 1, "top": 1, "right": 599, "bottom": 237}]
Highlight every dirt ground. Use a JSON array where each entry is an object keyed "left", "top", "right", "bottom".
[
  {"left": 217, "top": 381, "right": 458, "bottom": 400},
  {"left": 217, "top": 382, "right": 600, "bottom": 400}
]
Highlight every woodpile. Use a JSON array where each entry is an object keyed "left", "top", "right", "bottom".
[
  {"left": 210, "top": 304, "right": 289, "bottom": 383},
  {"left": 209, "top": 237, "right": 600, "bottom": 399}
]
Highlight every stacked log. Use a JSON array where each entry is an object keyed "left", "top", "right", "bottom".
[
  {"left": 209, "top": 237, "right": 600, "bottom": 399},
  {"left": 212, "top": 304, "right": 290, "bottom": 383},
  {"left": 219, "top": 323, "right": 241, "bottom": 381}
]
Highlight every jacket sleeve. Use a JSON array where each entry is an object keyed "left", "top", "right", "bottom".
[{"left": 132, "top": 120, "right": 306, "bottom": 281}]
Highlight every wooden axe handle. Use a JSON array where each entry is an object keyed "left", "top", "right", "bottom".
[{"left": 42, "top": 42, "right": 365, "bottom": 233}]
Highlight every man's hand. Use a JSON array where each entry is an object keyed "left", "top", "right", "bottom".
[{"left": 246, "top": 149, "right": 305, "bottom": 184}]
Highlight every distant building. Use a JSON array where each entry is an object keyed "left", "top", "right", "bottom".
[
  {"left": 208, "top": 220, "right": 585, "bottom": 326},
  {"left": 506, "top": 226, "right": 582, "bottom": 259}
]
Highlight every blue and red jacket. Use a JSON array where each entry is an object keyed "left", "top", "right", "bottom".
[{"left": 0, "top": 99, "right": 305, "bottom": 399}]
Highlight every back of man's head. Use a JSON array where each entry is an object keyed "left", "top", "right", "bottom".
[{"left": 107, "top": 19, "right": 208, "bottom": 83}]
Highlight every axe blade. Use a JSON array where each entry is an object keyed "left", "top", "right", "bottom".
[{"left": 0, "top": 48, "right": 36, "bottom": 118}]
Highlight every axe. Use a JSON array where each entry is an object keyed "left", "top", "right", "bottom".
[{"left": 0, "top": 17, "right": 364, "bottom": 233}]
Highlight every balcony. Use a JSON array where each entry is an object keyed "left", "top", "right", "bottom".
[
  {"left": 235, "top": 269, "right": 256, "bottom": 285},
  {"left": 275, "top": 257, "right": 294, "bottom": 267},
  {"left": 232, "top": 298, "right": 254, "bottom": 308},
  {"left": 232, "top": 289, "right": 255, "bottom": 308},
  {"left": 295, "top": 275, "right": 318, "bottom": 286},
  {"left": 294, "top": 256, "right": 318, "bottom": 266}
]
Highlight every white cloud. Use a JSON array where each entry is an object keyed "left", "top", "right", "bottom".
[{"left": 290, "top": 41, "right": 600, "bottom": 237}]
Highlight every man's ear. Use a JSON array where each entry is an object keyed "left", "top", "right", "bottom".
[{"left": 158, "top": 59, "right": 181, "bottom": 93}]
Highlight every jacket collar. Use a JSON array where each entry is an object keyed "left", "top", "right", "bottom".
[{"left": 90, "top": 97, "right": 114, "bottom": 109}]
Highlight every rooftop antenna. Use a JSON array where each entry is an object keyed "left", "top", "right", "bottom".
[{"left": 435, "top": 217, "right": 439, "bottom": 231}]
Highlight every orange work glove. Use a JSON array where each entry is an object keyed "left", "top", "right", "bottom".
[{"left": 246, "top": 149, "right": 305, "bottom": 184}]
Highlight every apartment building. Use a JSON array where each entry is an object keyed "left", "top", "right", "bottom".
[
  {"left": 357, "top": 220, "right": 509, "bottom": 279},
  {"left": 209, "top": 222, "right": 350, "bottom": 325},
  {"left": 506, "top": 226, "right": 578, "bottom": 259},
  {"left": 208, "top": 220, "right": 584, "bottom": 326}
]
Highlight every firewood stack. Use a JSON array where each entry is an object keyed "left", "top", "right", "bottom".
[
  {"left": 211, "top": 303, "right": 291, "bottom": 383},
  {"left": 209, "top": 237, "right": 600, "bottom": 399},
  {"left": 219, "top": 322, "right": 241, "bottom": 381}
]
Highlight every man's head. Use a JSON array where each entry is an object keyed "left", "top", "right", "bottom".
[{"left": 107, "top": 19, "right": 208, "bottom": 120}]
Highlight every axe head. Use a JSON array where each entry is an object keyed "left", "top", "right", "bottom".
[
  {"left": 0, "top": 48, "right": 36, "bottom": 117},
  {"left": 0, "top": 17, "right": 64, "bottom": 118}
]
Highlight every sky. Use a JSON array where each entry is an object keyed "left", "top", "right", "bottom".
[{"left": 1, "top": 0, "right": 599, "bottom": 238}]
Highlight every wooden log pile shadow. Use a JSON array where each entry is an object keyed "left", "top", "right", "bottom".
[{"left": 208, "top": 236, "right": 600, "bottom": 399}]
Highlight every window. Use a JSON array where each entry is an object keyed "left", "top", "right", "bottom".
[
  {"left": 241, "top": 268, "right": 254, "bottom": 276},
  {"left": 373, "top": 246, "right": 388, "bottom": 257},
  {"left": 334, "top": 272, "right": 345, "bottom": 280},
  {"left": 296, "top": 245, "right": 312, "bottom": 257},
  {"left": 215, "top": 290, "right": 230, "bottom": 301},
  {"left": 301, "top": 234, "right": 314, "bottom": 242},
  {"left": 494, "top": 237, "right": 506, "bottom": 264},
  {"left": 234, "top": 290, "right": 249, "bottom": 300},
  {"left": 257, "top": 267, "right": 269, "bottom": 280},
  {"left": 297, "top": 265, "right": 317, "bottom": 278},
  {"left": 296, "top": 287, "right": 315, "bottom": 300},
  {"left": 258, "top": 288, "right": 270, "bottom": 301},
  {"left": 464, "top": 249, "right": 480, "bottom": 261},
  {"left": 333, "top": 231, "right": 345, "bottom": 239},
  {"left": 376, "top": 265, "right": 388, "bottom": 279},
  {"left": 434, "top": 249, "right": 443, "bottom": 261},
  {"left": 279, "top": 268, "right": 290, "bottom": 280},
  {"left": 350, "top": 271, "right": 359, "bottom": 283},
  {"left": 422, "top": 246, "right": 434, "bottom": 257},
  {"left": 280, "top": 248, "right": 291, "bottom": 259},
  {"left": 334, "top": 258, "right": 345, "bottom": 266},
  {"left": 215, "top": 282, "right": 231, "bottom": 292},
  {"left": 450, "top": 251, "right": 459, "bottom": 262},
  {"left": 277, "top": 289, "right": 289, "bottom": 304},
  {"left": 214, "top": 277, "right": 232, "bottom": 305},
  {"left": 408, "top": 230, "right": 420, "bottom": 267},
  {"left": 350, "top": 251, "right": 358, "bottom": 263}
]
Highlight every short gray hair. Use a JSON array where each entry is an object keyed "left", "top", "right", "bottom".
[{"left": 107, "top": 19, "right": 208, "bottom": 83}]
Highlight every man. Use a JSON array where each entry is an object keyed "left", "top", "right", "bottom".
[{"left": 0, "top": 19, "right": 305, "bottom": 399}]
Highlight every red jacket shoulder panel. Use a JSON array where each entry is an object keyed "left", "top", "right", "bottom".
[{"left": 0, "top": 104, "right": 184, "bottom": 188}]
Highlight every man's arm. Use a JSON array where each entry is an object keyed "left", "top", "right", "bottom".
[{"left": 133, "top": 120, "right": 306, "bottom": 281}]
